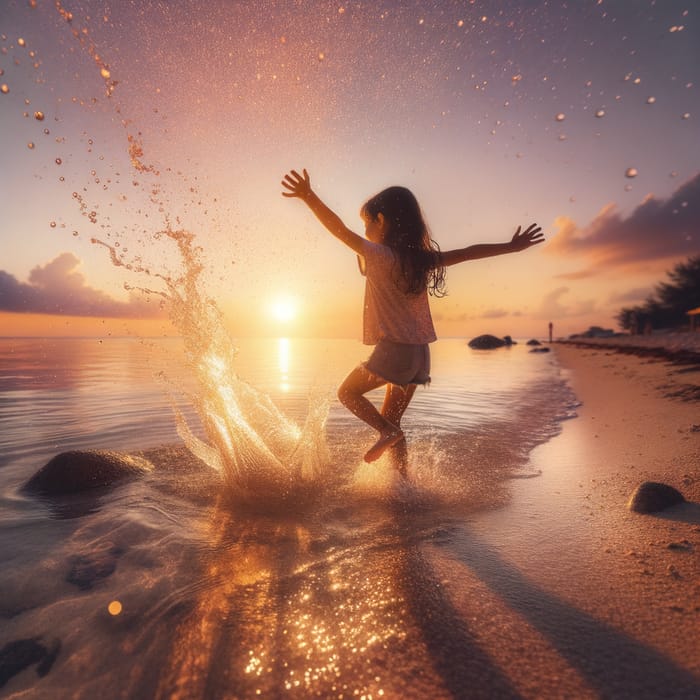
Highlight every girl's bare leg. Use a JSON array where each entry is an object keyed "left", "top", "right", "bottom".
[
  {"left": 337, "top": 366, "right": 404, "bottom": 462},
  {"left": 381, "top": 384, "right": 417, "bottom": 475}
]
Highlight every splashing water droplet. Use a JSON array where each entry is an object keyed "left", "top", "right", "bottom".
[
  {"left": 625, "top": 168, "right": 638, "bottom": 178},
  {"left": 555, "top": 113, "right": 565, "bottom": 122}
]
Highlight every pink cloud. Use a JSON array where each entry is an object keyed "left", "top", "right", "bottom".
[{"left": 0, "top": 253, "right": 166, "bottom": 318}]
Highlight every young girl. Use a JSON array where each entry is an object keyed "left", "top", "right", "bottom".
[{"left": 281, "top": 168, "right": 544, "bottom": 465}]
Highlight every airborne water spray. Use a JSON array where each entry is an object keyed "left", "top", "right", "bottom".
[{"left": 15, "top": 1, "right": 332, "bottom": 503}]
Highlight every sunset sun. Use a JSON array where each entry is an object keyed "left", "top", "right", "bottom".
[{"left": 269, "top": 296, "right": 298, "bottom": 324}]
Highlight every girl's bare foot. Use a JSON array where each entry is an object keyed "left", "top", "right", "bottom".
[{"left": 364, "top": 428, "right": 404, "bottom": 463}]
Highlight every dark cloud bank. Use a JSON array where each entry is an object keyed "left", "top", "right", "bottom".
[
  {"left": 549, "top": 173, "right": 700, "bottom": 273},
  {"left": 0, "top": 253, "right": 165, "bottom": 318}
]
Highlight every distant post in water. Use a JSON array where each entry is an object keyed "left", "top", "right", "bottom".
[{"left": 548, "top": 321, "right": 553, "bottom": 343}]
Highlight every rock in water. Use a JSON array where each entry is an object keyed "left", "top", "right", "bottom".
[
  {"left": 628, "top": 481, "right": 685, "bottom": 513},
  {"left": 468, "top": 334, "right": 506, "bottom": 349},
  {"left": 23, "top": 450, "right": 153, "bottom": 495},
  {"left": 0, "top": 637, "right": 60, "bottom": 688}
]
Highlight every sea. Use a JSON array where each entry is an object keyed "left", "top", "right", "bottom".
[{"left": 0, "top": 334, "right": 578, "bottom": 698}]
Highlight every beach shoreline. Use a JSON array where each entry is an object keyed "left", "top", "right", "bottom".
[
  {"left": 447, "top": 339, "right": 700, "bottom": 696},
  {"left": 557, "top": 331, "right": 700, "bottom": 364}
]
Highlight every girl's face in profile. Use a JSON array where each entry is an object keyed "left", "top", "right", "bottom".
[{"left": 361, "top": 210, "right": 386, "bottom": 244}]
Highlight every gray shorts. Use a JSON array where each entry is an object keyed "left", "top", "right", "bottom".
[{"left": 364, "top": 339, "right": 431, "bottom": 386}]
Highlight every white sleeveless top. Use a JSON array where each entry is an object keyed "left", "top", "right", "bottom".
[{"left": 358, "top": 240, "right": 437, "bottom": 345}]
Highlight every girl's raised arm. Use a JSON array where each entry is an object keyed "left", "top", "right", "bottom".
[
  {"left": 281, "top": 169, "right": 365, "bottom": 255},
  {"left": 439, "top": 223, "right": 544, "bottom": 267}
]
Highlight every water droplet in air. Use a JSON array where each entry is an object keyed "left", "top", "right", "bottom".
[
  {"left": 625, "top": 167, "right": 638, "bottom": 178},
  {"left": 317, "top": 51, "right": 325, "bottom": 61},
  {"left": 17, "top": 38, "right": 26, "bottom": 47},
  {"left": 1, "top": 84, "right": 9, "bottom": 94},
  {"left": 50, "top": 221, "right": 56, "bottom": 228},
  {"left": 624, "top": 184, "right": 633, "bottom": 192},
  {"left": 646, "top": 96, "right": 656, "bottom": 104},
  {"left": 34, "top": 110, "right": 44, "bottom": 120},
  {"left": 100, "top": 67, "right": 110, "bottom": 79},
  {"left": 682, "top": 113, "right": 690, "bottom": 120},
  {"left": 27, "top": 141, "right": 35, "bottom": 149},
  {"left": 595, "top": 109, "right": 605, "bottom": 118},
  {"left": 555, "top": 113, "right": 565, "bottom": 121},
  {"left": 55, "top": 158, "right": 62, "bottom": 165},
  {"left": 43, "top": 128, "right": 49, "bottom": 134}
]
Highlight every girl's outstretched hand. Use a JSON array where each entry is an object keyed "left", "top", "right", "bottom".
[
  {"left": 281, "top": 169, "right": 312, "bottom": 200},
  {"left": 510, "top": 223, "right": 545, "bottom": 252}
]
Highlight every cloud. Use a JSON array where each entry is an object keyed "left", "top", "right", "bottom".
[
  {"left": 535, "top": 286, "right": 596, "bottom": 320},
  {"left": 547, "top": 173, "right": 700, "bottom": 270},
  {"left": 608, "top": 286, "right": 654, "bottom": 304},
  {"left": 480, "top": 308, "right": 510, "bottom": 319},
  {"left": 0, "top": 253, "right": 166, "bottom": 318}
]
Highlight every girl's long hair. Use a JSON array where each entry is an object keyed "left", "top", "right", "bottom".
[{"left": 362, "top": 186, "right": 446, "bottom": 297}]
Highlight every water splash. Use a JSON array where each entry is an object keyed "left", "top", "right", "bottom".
[{"left": 92, "top": 228, "right": 330, "bottom": 505}]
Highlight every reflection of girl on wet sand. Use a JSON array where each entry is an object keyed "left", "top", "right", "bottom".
[{"left": 282, "top": 168, "right": 544, "bottom": 468}]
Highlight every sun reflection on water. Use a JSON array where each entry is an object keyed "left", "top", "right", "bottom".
[{"left": 278, "top": 337, "right": 291, "bottom": 393}]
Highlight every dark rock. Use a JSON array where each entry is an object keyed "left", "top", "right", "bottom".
[
  {"left": 468, "top": 334, "right": 506, "bottom": 349},
  {"left": 526, "top": 339, "right": 542, "bottom": 346},
  {"left": 628, "top": 481, "right": 686, "bottom": 513},
  {"left": 23, "top": 450, "right": 153, "bottom": 495},
  {"left": 529, "top": 347, "right": 551, "bottom": 353},
  {"left": 0, "top": 637, "right": 60, "bottom": 688}
]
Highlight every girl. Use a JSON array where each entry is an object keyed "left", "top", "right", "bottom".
[{"left": 281, "top": 168, "right": 544, "bottom": 465}]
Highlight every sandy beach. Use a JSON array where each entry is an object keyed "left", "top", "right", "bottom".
[{"left": 441, "top": 338, "right": 700, "bottom": 698}]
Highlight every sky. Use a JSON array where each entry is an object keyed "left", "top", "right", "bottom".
[{"left": 1, "top": 0, "right": 699, "bottom": 339}]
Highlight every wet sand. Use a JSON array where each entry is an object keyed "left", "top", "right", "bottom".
[{"left": 438, "top": 340, "right": 700, "bottom": 697}]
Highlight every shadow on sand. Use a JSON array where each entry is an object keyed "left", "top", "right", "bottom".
[{"left": 433, "top": 523, "right": 700, "bottom": 699}]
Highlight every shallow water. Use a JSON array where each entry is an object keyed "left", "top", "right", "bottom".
[{"left": 0, "top": 336, "right": 577, "bottom": 697}]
